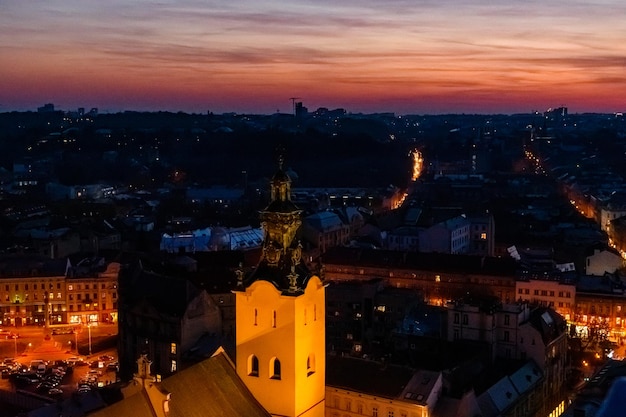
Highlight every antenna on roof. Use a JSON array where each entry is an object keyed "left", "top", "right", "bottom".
[{"left": 289, "top": 97, "right": 301, "bottom": 116}]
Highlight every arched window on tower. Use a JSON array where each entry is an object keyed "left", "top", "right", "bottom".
[
  {"left": 272, "top": 310, "right": 276, "bottom": 328},
  {"left": 270, "top": 357, "right": 281, "bottom": 380},
  {"left": 254, "top": 308, "right": 258, "bottom": 326},
  {"left": 314, "top": 304, "right": 317, "bottom": 321},
  {"left": 248, "top": 355, "right": 259, "bottom": 377},
  {"left": 307, "top": 354, "right": 315, "bottom": 376}
]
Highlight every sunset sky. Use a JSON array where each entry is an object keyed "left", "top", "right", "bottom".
[{"left": 1, "top": 0, "right": 625, "bottom": 114}]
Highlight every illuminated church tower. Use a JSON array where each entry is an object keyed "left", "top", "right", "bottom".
[{"left": 235, "top": 155, "right": 326, "bottom": 417}]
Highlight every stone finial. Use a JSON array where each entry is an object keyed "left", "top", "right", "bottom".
[
  {"left": 288, "top": 265, "right": 299, "bottom": 293},
  {"left": 235, "top": 263, "right": 244, "bottom": 287}
]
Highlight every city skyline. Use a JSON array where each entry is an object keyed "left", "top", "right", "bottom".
[{"left": 1, "top": 0, "right": 625, "bottom": 115}]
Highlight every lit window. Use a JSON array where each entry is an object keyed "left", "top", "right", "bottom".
[
  {"left": 480, "top": 233, "right": 487, "bottom": 240},
  {"left": 57, "top": 293, "right": 61, "bottom": 299},
  {"left": 68, "top": 285, "right": 73, "bottom": 291},
  {"left": 170, "top": 360, "right": 177, "bottom": 372},
  {"left": 171, "top": 343, "right": 177, "bottom": 355}
]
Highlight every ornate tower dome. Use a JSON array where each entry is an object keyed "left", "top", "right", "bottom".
[{"left": 247, "top": 153, "right": 310, "bottom": 293}]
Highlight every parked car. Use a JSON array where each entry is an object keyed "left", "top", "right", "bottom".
[
  {"left": 67, "top": 357, "right": 86, "bottom": 367},
  {"left": 14, "top": 374, "right": 39, "bottom": 385}
]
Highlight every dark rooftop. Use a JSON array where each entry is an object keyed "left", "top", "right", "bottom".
[
  {"left": 326, "top": 355, "right": 416, "bottom": 398},
  {"left": 321, "top": 247, "right": 518, "bottom": 276}
]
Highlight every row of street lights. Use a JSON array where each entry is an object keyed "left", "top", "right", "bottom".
[
  {"left": 7, "top": 322, "right": 93, "bottom": 358},
  {"left": 72, "top": 323, "right": 93, "bottom": 356}
]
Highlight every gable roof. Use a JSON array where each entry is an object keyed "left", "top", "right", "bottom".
[
  {"left": 87, "top": 389, "right": 155, "bottom": 417},
  {"left": 481, "top": 376, "right": 519, "bottom": 414},
  {"left": 88, "top": 350, "right": 270, "bottom": 417},
  {"left": 527, "top": 307, "right": 566, "bottom": 345},
  {"left": 508, "top": 360, "right": 542, "bottom": 394},
  {"left": 305, "top": 211, "right": 345, "bottom": 231}
]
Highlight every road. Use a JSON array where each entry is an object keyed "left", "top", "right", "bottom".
[
  {"left": 0, "top": 323, "right": 118, "bottom": 359},
  {"left": 0, "top": 323, "right": 119, "bottom": 405}
]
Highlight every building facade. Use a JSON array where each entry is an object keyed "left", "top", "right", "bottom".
[
  {"left": 0, "top": 255, "right": 119, "bottom": 327},
  {"left": 321, "top": 247, "right": 518, "bottom": 307}
]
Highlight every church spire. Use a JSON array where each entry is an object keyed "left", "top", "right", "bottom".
[{"left": 243, "top": 152, "right": 310, "bottom": 293}]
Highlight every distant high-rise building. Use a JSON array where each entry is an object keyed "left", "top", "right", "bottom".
[
  {"left": 37, "top": 103, "right": 55, "bottom": 113},
  {"left": 295, "top": 101, "right": 308, "bottom": 118}
]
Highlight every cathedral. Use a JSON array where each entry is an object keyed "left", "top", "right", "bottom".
[{"left": 89, "top": 156, "right": 326, "bottom": 417}]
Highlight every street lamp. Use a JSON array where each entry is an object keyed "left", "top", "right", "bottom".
[{"left": 88, "top": 323, "right": 92, "bottom": 356}]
